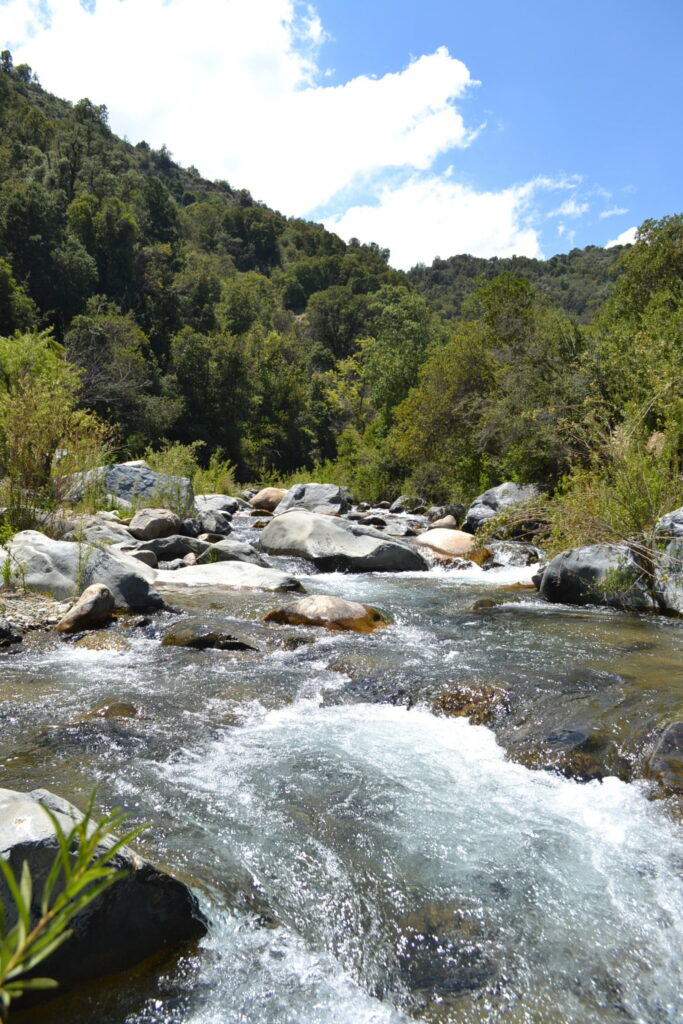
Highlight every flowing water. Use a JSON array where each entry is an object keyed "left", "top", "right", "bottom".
[{"left": 4, "top": 522, "right": 683, "bottom": 1024}]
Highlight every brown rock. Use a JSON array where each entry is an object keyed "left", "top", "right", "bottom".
[
  {"left": 414, "top": 529, "right": 475, "bottom": 558},
  {"left": 55, "top": 584, "right": 116, "bottom": 634},
  {"left": 432, "top": 684, "right": 509, "bottom": 726},
  {"left": 249, "top": 487, "right": 287, "bottom": 512},
  {"left": 264, "top": 594, "right": 388, "bottom": 633},
  {"left": 429, "top": 514, "right": 457, "bottom": 530},
  {"left": 128, "top": 508, "right": 181, "bottom": 541}
]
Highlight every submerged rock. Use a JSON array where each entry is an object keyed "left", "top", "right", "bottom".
[
  {"left": 162, "top": 619, "right": 258, "bottom": 651},
  {"left": 433, "top": 685, "right": 509, "bottom": 726},
  {"left": 259, "top": 510, "right": 428, "bottom": 573},
  {"left": 647, "top": 722, "right": 683, "bottom": 792},
  {"left": 264, "top": 594, "right": 388, "bottom": 633},
  {"left": 0, "top": 788, "right": 207, "bottom": 999}
]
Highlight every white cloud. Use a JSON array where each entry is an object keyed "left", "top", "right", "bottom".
[
  {"left": 599, "top": 207, "right": 629, "bottom": 219},
  {"left": 548, "top": 197, "right": 589, "bottom": 219},
  {"left": 606, "top": 226, "right": 638, "bottom": 248},
  {"left": 324, "top": 175, "right": 556, "bottom": 271},
  {"left": 1, "top": 0, "right": 476, "bottom": 214}
]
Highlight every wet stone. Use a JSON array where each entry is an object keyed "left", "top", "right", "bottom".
[
  {"left": 433, "top": 685, "right": 510, "bottom": 726},
  {"left": 162, "top": 619, "right": 259, "bottom": 651}
]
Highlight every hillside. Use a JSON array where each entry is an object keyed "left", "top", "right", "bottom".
[
  {"left": 407, "top": 245, "right": 626, "bottom": 323},
  {"left": 3, "top": 52, "right": 679, "bottom": 521}
]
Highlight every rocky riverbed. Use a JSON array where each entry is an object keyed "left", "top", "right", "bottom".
[{"left": 3, "top": 474, "right": 683, "bottom": 1023}]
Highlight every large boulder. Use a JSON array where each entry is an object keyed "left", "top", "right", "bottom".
[
  {"left": 0, "top": 788, "right": 206, "bottom": 997},
  {"left": 259, "top": 510, "right": 429, "bottom": 573},
  {"left": 128, "top": 508, "right": 182, "bottom": 541},
  {"left": 55, "top": 583, "right": 116, "bottom": 633},
  {"left": 154, "top": 560, "right": 304, "bottom": 592},
  {"left": 248, "top": 487, "right": 287, "bottom": 512},
  {"left": 274, "top": 483, "right": 351, "bottom": 517},
  {"left": 60, "top": 461, "right": 194, "bottom": 512},
  {"left": 413, "top": 529, "right": 475, "bottom": 559},
  {"left": 264, "top": 594, "right": 388, "bottom": 633},
  {"left": 6, "top": 531, "right": 164, "bottom": 611},
  {"left": 462, "top": 482, "right": 541, "bottom": 534},
  {"left": 536, "top": 543, "right": 657, "bottom": 611}
]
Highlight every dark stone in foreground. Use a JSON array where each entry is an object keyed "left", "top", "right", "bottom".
[{"left": 0, "top": 788, "right": 207, "bottom": 1000}]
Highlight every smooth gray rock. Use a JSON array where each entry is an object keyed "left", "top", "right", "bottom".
[
  {"left": 427, "top": 504, "right": 466, "bottom": 524},
  {"left": 130, "top": 549, "right": 159, "bottom": 568},
  {"left": 462, "top": 482, "right": 541, "bottom": 534},
  {"left": 61, "top": 513, "right": 134, "bottom": 546},
  {"left": 61, "top": 461, "right": 194, "bottom": 511},
  {"left": 259, "top": 510, "right": 429, "bottom": 573},
  {"left": 6, "top": 531, "right": 163, "bottom": 610},
  {"left": 195, "top": 494, "right": 243, "bottom": 514},
  {"left": 195, "top": 538, "right": 268, "bottom": 567},
  {"left": 0, "top": 788, "right": 206, "bottom": 997},
  {"left": 274, "top": 483, "right": 352, "bottom": 517},
  {"left": 154, "top": 561, "right": 303, "bottom": 592},
  {"left": 537, "top": 543, "right": 657, "bottom": 611}
]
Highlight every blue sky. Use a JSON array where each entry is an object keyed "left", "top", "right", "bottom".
[{"left": 2, "top": 0, "right": 681, "bottom": 269}]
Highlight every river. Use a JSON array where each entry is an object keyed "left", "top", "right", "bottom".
[{"left": 3, "top": 518, "right": 683, "bottom": 1024}]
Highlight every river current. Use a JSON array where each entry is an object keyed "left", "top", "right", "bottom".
[{"left": 3, "top": 521, "right": 683, "bottom": 1024}]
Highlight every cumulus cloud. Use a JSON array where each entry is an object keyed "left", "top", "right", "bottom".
[
  {"left": 1, "top": 0, "right": 476, "bottom": 214},
  {"left": 606, "top": 226, "right": 638, "bottom": 248},
  {"left": 0, "top": 0, "right": 593, "bottom": 266},
  {"left": 323, "top": 175, "right": 559, "bottom": 270}
]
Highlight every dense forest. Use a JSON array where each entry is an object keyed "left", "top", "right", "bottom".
[{"left": 0, "top": 51, "right": 682, "bottom": 538}]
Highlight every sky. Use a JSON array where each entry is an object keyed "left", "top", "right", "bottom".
[{"left": 1, "top": 0, "right": 681, "bottom": 271}]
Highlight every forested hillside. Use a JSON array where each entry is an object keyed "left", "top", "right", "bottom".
[
  {"left": 407, "top": 245, "right": 625, "bottom": 323},
  {"left": 1, "top": 51, "right": 681, "bottom": 533}
]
